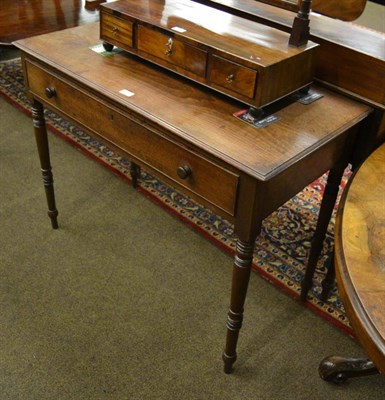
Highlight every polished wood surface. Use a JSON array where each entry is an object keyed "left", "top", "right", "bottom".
[
  {"left": 257, "top": 0, "right": 368, "bottom": 21},
  {"left": 0, "top": 0, "right": 110, "bottom": 47},
  {"left": 318, "top": 142, "right": 385, "bottom": 382},
  {"left": 194, "top": 0, "right": 385, "bottom": 108},
  {"left": 100, "top": 0, "right": 318, "bottom": 108},
  {"left": 194, "top": 2, "right": 385, "bottom": 297},
  {"left": 335, "top": 143, "right": 385, "bottom": 375},
  {"left": 312, "top": 0, "right": 367, "bottom": 20},
  {"left": 15, "top": 22, "right": 371, "bottom": 373}
]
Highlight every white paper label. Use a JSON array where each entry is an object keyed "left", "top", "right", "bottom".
[
  {"left": 119, "top": 89, "right": 135, "bottom": 97},
  {"left": 171, "top": 26, "right": 186, "bottom": 33}
]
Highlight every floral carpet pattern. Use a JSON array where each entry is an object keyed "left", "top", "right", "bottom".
[{"left": 0, "top": 58, "right": 353, "bottom": 335}]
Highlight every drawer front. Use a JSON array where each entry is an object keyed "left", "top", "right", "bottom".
[
  {"left": 137, "top": 25, "right": 207, "bottom": 77},
  {"left": 101, "top": 12, "right": 133, "bottom": 48},
  {"left": 210, "top": 55, "right": 257, "bottom": 99},
  {"left": 25, "top": 61, "right": 238, "bottom": 216}
]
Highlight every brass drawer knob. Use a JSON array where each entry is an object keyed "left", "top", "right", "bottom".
[
  {"left": 226, "top": 73, "right": 235, "bottom": 84},
  {"left": 45, "top": 87, "right": 56, "bottom": 99},
  {"left": 165, "top": 37, "right": 173, "bottom": 57},
  {"left": 177, "top": 165, "right": 192, "bottom": 179},
  {"left": 112, "top": 27, "right": 119, "bottom": 36}
]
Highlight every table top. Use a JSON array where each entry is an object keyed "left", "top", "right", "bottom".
[
  {"left": 198, "top": 0, "right": 385, "bottom": 59},
  {"left": 0, "top": 0, "right": 111, "bottom": 47},
  {"left": 15, "top": 23, "right": 370, "bottom": 184},
  {"left": 257, "top": 0, "right": 368, "bottom": 21},
  {"left": 335, "top": 142, "right": 385, "bottom": 374}
]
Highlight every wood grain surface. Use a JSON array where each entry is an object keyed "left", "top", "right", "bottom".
[
  {"left": 335, "top": 143, "right": 385, "bottom": 374},
  {"left": 0, "top": 0, "right": 112, "bottom": 47},
  {"left": 194, "top": 0, "right": 385, "bottom": 106},
  {"left": 256, "top": 0, "right": 367, "bottom": 21},
  {"left": 16, "top": 23, "right": 370, "bottom": 185},
  {"left": 100, "top": 0, "right": 318, "bottom": 108}
]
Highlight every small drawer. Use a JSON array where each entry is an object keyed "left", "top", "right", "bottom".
[
  {"left": 137, "top": 25, "right": 207, "bottom": 77},
  {"left": 25, "top": 61, "right": 238, "bottom": 216},
  {"left": 210, "top": 55, "right": 257, "bottom": 99},
  {"left": 101, "top": 12, "right": 134, "bottom": 48}
]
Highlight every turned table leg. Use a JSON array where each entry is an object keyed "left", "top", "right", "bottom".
[
  {"left": 32, "top": 99, "right": 59, "bottom": 229},
  {"left": 300, "top": 163, "right": 347, "bottom": 301},
  {"left": 223, "top": 239, "right": 255, "bottom": 374},
  {"left": 319, "top": 355, "right": 379, "bottom": 383}
]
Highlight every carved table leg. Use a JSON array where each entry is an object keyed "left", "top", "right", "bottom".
[
  {"left": 32, "top": 99, "right": 59, "bottom": 229},
  {"left": 300, "top": 163, "right": 346, "bottom": 301},
  {"left": 223, "top": 239, "right": 255, "bottom": 374},
  {"left": 130, "top": 162, "right": 141, "bottom": 189},
  {"left": 319, "top": 355, "right": 379, "bottom": 383}
]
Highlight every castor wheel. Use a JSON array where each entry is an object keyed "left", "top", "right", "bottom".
[{"left": 102, "top": 42, "right": 114, "bottom": 52}]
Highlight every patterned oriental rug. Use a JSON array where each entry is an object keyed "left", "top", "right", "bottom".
[{"left": 0, "top": 58, "right": 353, "bottom": 336}]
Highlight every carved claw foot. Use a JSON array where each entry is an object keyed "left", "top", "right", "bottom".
[{"left": 319, "top": 355, "right": 378, "bottom": 384}]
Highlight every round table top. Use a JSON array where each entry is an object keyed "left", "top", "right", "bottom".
[{"left": 335, "top": 142, "right": 385, "bottom": 374}]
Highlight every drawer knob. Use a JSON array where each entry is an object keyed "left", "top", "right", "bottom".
[
  {"left": 177, "top": 165, "right": 192, "bottom": 179},
  {"left": 45, "top": 87, "right": 56, "bottom": 99},
  {"left": 226, "top": 73, "right": 235, "bottom": 84},
  {"left": 112, "top": 27, "right": 119, "bottom": 36},
  {"left": 165, "top": 38, "right": 173, "bottom": 57}
]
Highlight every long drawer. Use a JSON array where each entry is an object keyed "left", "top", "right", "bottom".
[{"left": 25, "top": 61, "right": 239, "bottom": 216}]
